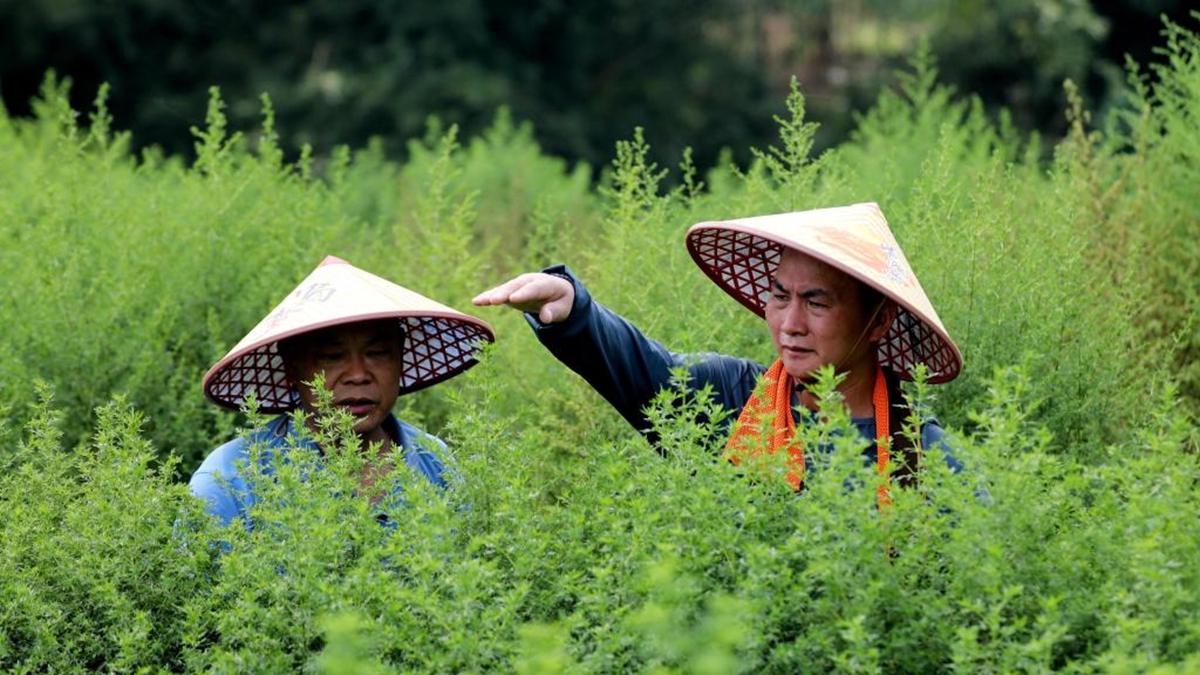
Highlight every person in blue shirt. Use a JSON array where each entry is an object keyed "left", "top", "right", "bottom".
[
  {"left": 190, "top": 255, "right": 494, "bottom": 527},
  {"left": 474, "top": 203, "right": 965, "bottom": 493}
]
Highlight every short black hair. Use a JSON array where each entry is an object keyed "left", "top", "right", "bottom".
[{"left": 860, "top": 282, "right": 884, "bottom": 315}]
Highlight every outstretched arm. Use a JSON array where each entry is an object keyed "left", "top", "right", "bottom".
[{"left": 475, "top": 266, "right": 763, "bottom": 436}]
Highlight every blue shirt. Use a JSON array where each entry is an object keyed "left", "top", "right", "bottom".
[
  {"left": 529, "top": 265, "right": 964, "bottom": 474},
  {"left": 188, "top": 413, "right": 450, "bottom": 528}
]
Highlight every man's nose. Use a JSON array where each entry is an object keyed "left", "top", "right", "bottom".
[
  {"left": 341, "top": 352, "right": 371, "bottom": 382},
  {"left": 780, "top": 301, "right": 808, "bottom": 335}
]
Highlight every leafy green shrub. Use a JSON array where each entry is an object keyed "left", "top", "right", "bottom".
[
  {"left": 0, "top": 81, "right": 594, "bottom": 469},
  {"left": 556, "top": 53, "right": 1161, "bottom": 452},
  {"left": 1088, "top": 14, "right": 1200, "bottom": 423},
  {"left": 3, "top": 367, "right": 1196, "bottom": 672},
  {"left": 0, "top": 387, "right": 218, "bottom": 672},
  {"left": 1, "top": 19, "right": 1199, "bottom": 673}
]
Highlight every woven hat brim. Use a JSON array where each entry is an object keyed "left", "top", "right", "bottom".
[
  {"left": 203, "top": 312, "right": 494, "bottom": 412},
  {"left": 202, "top": 256, "right": 495, "bottom": 412},
  {"left": 686, "top": 211, "right": 962, "bottom": 384}
]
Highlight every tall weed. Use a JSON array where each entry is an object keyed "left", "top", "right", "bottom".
[
  {"left": 2, "top": 20, "right": 1199, "bottom": 673},
  {"left": 0, "top": 387, "right": 217, "bottom": 672},
  {"left": 1096, "top": 14, "right": 1200, "bottom": 421},
  {"left": 0, "top": 355, "right": 1197, "bottom": 672}
]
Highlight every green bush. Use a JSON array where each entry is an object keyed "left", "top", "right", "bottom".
[
  {"left": 1, "top": 17, "right": 1198, "bottom": 673},
  {"left": 1096, "top": 15, "right": 1200, "bottom": 420},
  {"left": 0, "top": 387, "right": 218, "bottom": 672},
  {"left": 0, "top": 81, "right": 595, "bottom": 469},
  {"left": 2, "top": 368, "right": 1196, "bottom": 672}
]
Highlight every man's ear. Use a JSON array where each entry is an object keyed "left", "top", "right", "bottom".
[{"left": 868, "top": 301, "right": 898, "bottom": 344}]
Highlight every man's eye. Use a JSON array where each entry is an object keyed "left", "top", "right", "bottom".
[{"left": 317, "top": 351, "right": 344, "bottom": 361}]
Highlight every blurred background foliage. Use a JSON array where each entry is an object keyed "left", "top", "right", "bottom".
[{"left": 0, "top": 0, "right": 1192, "bottom": 174}]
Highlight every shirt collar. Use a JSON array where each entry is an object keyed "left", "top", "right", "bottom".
[{"left": 268, "top": 412, "right": 405, "bottom": 452}]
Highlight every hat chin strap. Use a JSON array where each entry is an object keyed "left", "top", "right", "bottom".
[{"left": 828, "top": 297, "right": 890, "bottom": 377}]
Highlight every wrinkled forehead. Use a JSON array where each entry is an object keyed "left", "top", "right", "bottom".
[{"left": 773, "top": 247, "right": 858, "bottom": 289}]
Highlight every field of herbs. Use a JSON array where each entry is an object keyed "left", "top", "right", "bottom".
[{"left": 1, "top": 17, "right": 1198, "bottom": 674}]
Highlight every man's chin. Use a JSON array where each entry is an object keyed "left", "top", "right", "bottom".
[{"left": 781, "top": 357, "right": 818, "bottom": 382}]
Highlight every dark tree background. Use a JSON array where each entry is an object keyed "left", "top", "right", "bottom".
[{"left": 0, "top": 0, "right": 1193, "bottom": 172}]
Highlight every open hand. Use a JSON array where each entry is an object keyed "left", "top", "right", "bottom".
[{"left": 472, "top": 273, "right": 576, "bottom": 324}]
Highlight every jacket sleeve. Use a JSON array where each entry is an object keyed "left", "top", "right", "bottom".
[{"left": 527, "top": 265, "right": 764, "bottom": 437}]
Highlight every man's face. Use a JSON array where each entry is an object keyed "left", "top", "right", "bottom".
[
  {"left": 764, "top": 249, "right": 889, "bottom": 382},
  {"left": 285, "top": 319, "right": 404, "bottom": 444}
]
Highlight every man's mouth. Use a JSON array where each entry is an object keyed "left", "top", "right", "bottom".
[{"left": 336, "top": 398, "right": 376, "bottom": 416}]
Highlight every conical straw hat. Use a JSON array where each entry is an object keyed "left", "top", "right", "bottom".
[
  {"left": 204, "top": 255, "right": 495, "bottom": 412},
  {"left": 686, "top": 202, "right": 961, "bottom": 383}
]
